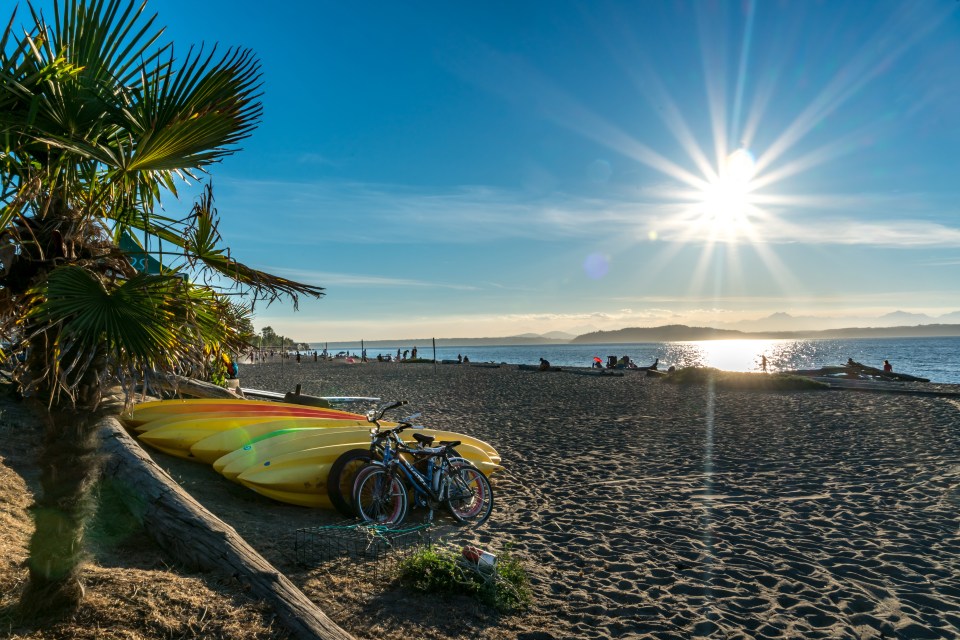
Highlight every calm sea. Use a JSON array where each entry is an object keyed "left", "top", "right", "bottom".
[{"left": 313, "top": 337, "right": 960, "bottom": 384}]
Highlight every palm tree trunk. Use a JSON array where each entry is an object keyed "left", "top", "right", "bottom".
[{"left": 19, "top": 396, "right": 103, "bottom": 615}]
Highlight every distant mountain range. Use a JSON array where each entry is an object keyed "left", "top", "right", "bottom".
[
  {"left": 569, "top": 323, "right": 960, "bottom": 344},
  {"left": 316, "top": 317, "right": 960, "bottom": 350},
  {"left": 714, "top": 310, "right": 960, "bottom": 333}
]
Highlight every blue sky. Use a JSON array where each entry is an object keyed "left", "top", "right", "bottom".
[{"left": 29, "top": 1, "right": 960, "bottom": 340}]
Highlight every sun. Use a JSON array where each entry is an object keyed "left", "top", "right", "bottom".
[{"left": 696, "top": 148, "right": 757, "bottom": 241}]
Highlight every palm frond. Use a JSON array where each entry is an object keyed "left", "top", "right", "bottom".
[
  {"left": 119, "top": 184, "right": 325, "bottom": 307},
  {"left": 30, "top": 266, "right": 178, "bottom": 364}
]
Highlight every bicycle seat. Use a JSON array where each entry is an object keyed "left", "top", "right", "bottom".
[{"left": 412, "top": 432, "right": 435, "bottom": 446}]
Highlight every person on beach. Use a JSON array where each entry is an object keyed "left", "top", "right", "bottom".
[
  {"left": 396, "top": 348, "right": 401, "bottom": 361},
  {"left": 539, "top": 357, "right": 551, "bottom": 371},
  {"left": 226, "top": 355, "right": 239, "bottom": 379},
  {"left": 295, "top": 351, "right": 301, "bottom": 364},
  {"left": 593, "top": 356, "right": 603, "bottom": 369},
  {"left": 463, "top": 355, "right": 470, "bottom": 363},
  {"left": 403, "top": 349, "right": 409, "bottom": 360},
  {"left": 458, "top": 354, "right": 463, "bottom": 363},
  {"left": 761, "top": 355, "right": 768, "bottom": 372},
  {"left": 883, "top": 359, "right": 893, "bottom": 373},
  {"left": 411, "top": 346, "right": 418, "bottom": 359}
]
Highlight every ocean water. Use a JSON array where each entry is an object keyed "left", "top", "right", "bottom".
[{"left": 316, "top": 337, "right": 960, "bottom": 384}]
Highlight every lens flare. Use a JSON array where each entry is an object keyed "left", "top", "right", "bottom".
[{"left": 583, "top": 252, "right": 610, "bottom": 279}]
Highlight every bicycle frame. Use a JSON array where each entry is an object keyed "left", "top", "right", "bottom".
[{"left": 359, "top": 401, "right": 474, "bottom": 522}]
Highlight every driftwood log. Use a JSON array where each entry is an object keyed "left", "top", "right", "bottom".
[
  {"left": 788, "top": 359, "right": 930, "bottom": 383},
  {"left": 97, "top": 416, "right": 354, "bottom": 640},
  {"left": 142, "top": 373, "right": 242, "bottom": 399}
]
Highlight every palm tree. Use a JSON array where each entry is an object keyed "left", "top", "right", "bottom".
[{"left": 0, "top": 0, "right": 324, "bottom": 615}]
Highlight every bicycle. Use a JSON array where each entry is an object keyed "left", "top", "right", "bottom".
[
  {"left": 326, "top": 400, "right": 418, "bottom": 517},
  {"left": 350, "top": 403, "right": 493, "bottom": 527}
]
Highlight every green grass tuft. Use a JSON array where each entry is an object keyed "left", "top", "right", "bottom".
[
  {"left": 663, "top": 367, "right": 829, "bottom": 391},
  {"left": 395, "top": 543, "right": 532, "bottom": 613}
]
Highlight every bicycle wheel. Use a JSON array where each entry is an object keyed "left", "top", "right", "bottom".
[
  {"left": 327, "top": 448, "right": 372, "bottom": 517},
  {"left": 353, "top": 466, "right": 408, "bottom": 526},
  {"left": 445, "top": 462, "right": 493, "bottom": 526}
]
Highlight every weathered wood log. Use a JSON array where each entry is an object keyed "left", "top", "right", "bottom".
[
  {"left": 97, "top": 416, "right": 354, "bottom": 640},
  {"left": 788, "top": 361, "right": 930, "bottom": 383},
  {"left": 143, "top": 373, "right": 241, "bottom": 399}
]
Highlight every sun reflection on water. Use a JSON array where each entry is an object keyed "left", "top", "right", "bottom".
[{"left": 664, "top": 339, "right": 817, "bottom": 372}]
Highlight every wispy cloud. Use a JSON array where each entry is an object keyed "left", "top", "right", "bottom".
[
  {"left": 266, "top": 266, "right": 479, "bottom": 291},
  {"left": 296, "top": 152, "right": 337, "bottom": 166},
  {"left": 216, "top": 176, "right": 960, "bottom": 249}
]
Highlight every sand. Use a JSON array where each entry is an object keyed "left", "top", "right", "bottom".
[{"left": 3, "top": 359, "right": 960, "bottom": 639}]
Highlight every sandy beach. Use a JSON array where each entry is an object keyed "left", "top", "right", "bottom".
[{"left": 2, "top": 359, "right": 959, "bottom": 639}]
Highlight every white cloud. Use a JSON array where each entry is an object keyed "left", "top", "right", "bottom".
[
  {"left": 265, "top": 267, "right": 480, "bottom": 291},
  {"left": 217, "top": 176, "right": 960, "bottom": 249}
]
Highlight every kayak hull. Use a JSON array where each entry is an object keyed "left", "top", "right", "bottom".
[{"left": 124, "top": 399, "right": 364, "bottom": 427}]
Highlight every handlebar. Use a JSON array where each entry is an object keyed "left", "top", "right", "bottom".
[
  {"left": 366, "top": 401, "right": 427, "bottom": 450},
  {"left": 366, "top": 400, "right": 408, "bottom": 424}
]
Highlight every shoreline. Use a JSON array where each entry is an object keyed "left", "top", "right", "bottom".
[{"left": 237, "top": 336, "right": 960, "bottom": 384}]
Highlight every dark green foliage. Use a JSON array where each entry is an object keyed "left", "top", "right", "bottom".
[
  {"left": 663, "top": 367, "right": 829, "bottom": 391},
  {"left": 395, "top": 544, "right": 532, "bottom": 613},
  {"left": 256, "top": 326, "right": 306, "bottom": 349}
]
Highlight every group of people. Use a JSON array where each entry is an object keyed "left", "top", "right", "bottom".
[{"left": 391, "top": 346, "right": 419, "bottom": 361}]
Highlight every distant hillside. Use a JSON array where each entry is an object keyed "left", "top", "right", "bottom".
[
  {"left": 571, "top": 325, "right": 750, "bottom": 343},
  {"left": 810, "top": 324, "right": 960, "bottom": 339},
  {"left": 313, "top": 323, "right": 960, "bottom": 350},
  {"left": 570, "top": 323, "right": 960, "bottom": 343}
]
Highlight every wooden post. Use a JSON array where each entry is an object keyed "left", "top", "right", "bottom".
[{"left": 433, "top": 337, "right": 437, "bottom": 371}]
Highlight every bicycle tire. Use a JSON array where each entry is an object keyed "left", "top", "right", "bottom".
[
  {"left": 353, "top": 465, "right": 408, "bottom": 526},
  {"left": 327, "top": 448, "right": 372, "bottom": 517},
  {"left": 445, "top": 462, "right": 493, "bottom": 526}
]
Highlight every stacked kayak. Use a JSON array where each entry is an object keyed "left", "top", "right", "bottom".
[{"left": 122, "top": 398, "right": 502, "bottom": 510}]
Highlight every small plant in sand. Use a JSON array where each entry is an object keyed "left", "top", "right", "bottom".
[
  {"left": 664, "top": 367, "right": 829, "bottom": 391},
  {"left": 395, "top": 543, "right": 532, "bottom": 613}
]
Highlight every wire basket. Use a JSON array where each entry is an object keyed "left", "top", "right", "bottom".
[{"left": 295, "top": 522, "right": 433, "bottom": 575}]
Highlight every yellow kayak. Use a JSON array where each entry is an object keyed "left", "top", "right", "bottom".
[
  {"left": 236, "top": 442, "right": 501, "bottom": 509},
  {"left": 138, "top": 419, "right": 372, "bottom": 460},
  {"left": 123, "top": 398, "right": 364, "bottom": 427},
  {"left": 189, "top": 419, "right": 397, "bottom": 464},
  {"left": 214, "top": 427, "right": 500, "bottom": 480},
  {"left": 238, "top": 440, "right": 497, "bottom": 494},
  {"left": 133, "top": 412, "right": 348, "bottom": 434}
]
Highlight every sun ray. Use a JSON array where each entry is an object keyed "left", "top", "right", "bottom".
[
  {"left": 729, "top": 0, "right": 757, "bottom": 148},
  {"left": 753, "top": 4, "right": 951, "bottom": 176}
]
